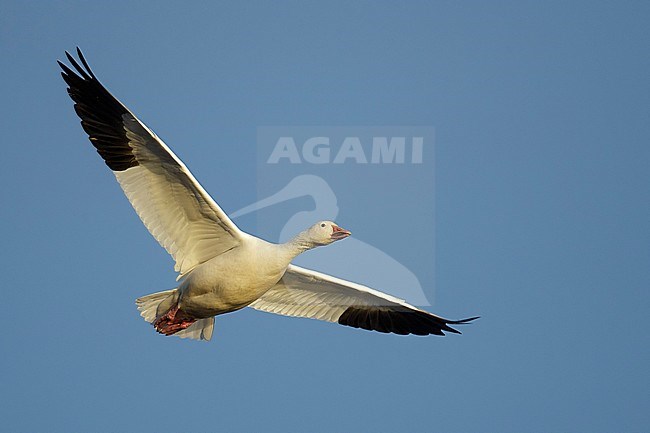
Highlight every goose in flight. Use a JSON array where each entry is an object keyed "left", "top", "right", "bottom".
[{"left": 58, "top": 48, "right": 478, "bottom": 341}]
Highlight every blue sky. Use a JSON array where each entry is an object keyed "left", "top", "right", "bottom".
[{"left": 1, "top": 1, "right": 649, "bottom": 432}]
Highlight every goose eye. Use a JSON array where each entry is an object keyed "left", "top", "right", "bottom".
[{"left": 320, "top": 223, "right": 326, "bottom": 228}]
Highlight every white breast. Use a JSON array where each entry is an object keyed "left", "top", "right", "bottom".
[{"left": 178, "top": 236, "right": 293, "bottom": 317}]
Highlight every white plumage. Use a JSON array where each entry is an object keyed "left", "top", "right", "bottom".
[{"left": 59, "top": 48, "right": 477, "bottom": 342}]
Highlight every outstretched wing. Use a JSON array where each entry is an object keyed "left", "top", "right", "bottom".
[
  {"left": 250, "top": 265, "right": 478, "bottom": 336},
  {"left": 59, "top": 48, "right": 243, "bottom": 277}
]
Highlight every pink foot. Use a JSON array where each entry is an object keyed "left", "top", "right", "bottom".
[{"left": 153, "top": 304, "right": 197, "bottom": 336}]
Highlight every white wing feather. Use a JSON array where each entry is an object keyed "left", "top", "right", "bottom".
[
  {"left": 250, "top": 264, "right": 414, "bottom": 322},
  {"left": 59, "top": 50, "right": 243, "bottom": 278},
  {"left": 250, "top": 265, "right": 477, "bottom": 335},
  {"left": 115, "top": 116, "right": 242, "bottom": 277}
]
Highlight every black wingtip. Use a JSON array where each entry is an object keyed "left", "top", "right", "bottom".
[
  {"left": 76, "top": 47, "right": 96, "bottom": 79},
  {"left": 58, "top": 59, "right": 76, "bottom": 82},
  {"left": 337, "top": 305, "right": 479, "bottom": 337},
  {"left": 63, "top": 48, "right": 93, "bottom": 81},
  {"left": 450, "top": 316, "right": 480, "bottom": 325},
  {"left": 58, "top": 47, "right": 139, "bottom": 172},
  {"left": 441, "top": 315, "right": 479, "bottom": 335}
]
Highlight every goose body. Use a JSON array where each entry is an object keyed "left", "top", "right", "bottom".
[
  {"left": 59, "top": 49, "right": 477, "bottom": 341},
  {"left": 178, "top": 235, "right": 303, "bottom": 317}
]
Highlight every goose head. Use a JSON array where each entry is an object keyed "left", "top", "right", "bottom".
[{"left": 306, "top": 220, "right": 351, "bottom": 246}]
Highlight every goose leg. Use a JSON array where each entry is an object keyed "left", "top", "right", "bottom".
[{"left": 153, "top": 304, "right": 197, "bottom": 336}]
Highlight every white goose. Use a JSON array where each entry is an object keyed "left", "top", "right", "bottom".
[{"left": 59, "top": 49, "right": 477, "bottom": 341}]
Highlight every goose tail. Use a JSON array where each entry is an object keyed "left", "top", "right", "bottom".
[{"left": 135, "top": 289, "right": 215, "bottom": 341}]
